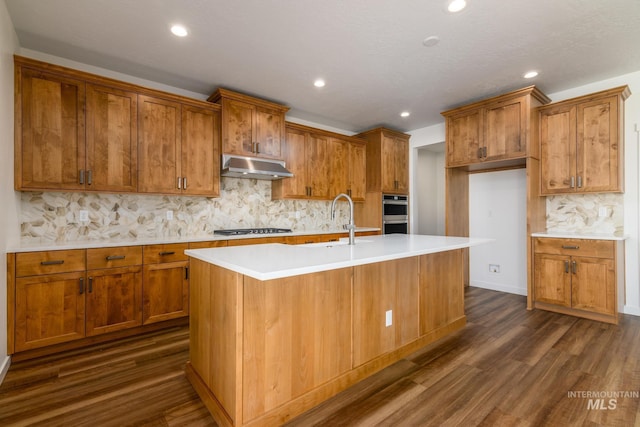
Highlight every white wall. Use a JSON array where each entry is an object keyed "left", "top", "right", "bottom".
[
  {"left": 0, "top": 0, "right": 21, "bottom": 383},
  {"left": 469, "top": 169, "right": 528, "bottom": 295},
  {"left": 415, "top": 148, "right": 445, "bottom": 235}
]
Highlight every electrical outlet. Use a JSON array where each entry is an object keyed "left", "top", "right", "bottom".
[
  {"left": 385, "top": 310, "right": 393, "bottom": 327},
  {"left": 166, "top": 210, "right": 174, "bottom": 220},
  {"left": 79, "top": 210, "right": 89, "bottom": 222},
  {"left": 598, "top": 207, "right": 609, "bottom": 217},
  {"left": 489, "top": 264, "right": 500, "bottom": 273},
  {"left": 295, "top": 211, "right": 301, "bottom": 219}
]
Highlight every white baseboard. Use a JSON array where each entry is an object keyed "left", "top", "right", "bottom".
[
  {"left": 0, "top": 354, "right": 10, "bottom": 386},
  {"left": 623, "top": 305, "right": 640, "bottom": 317},
  {"left": 470, "top": 281, "right": 527, "bottom": 296}
]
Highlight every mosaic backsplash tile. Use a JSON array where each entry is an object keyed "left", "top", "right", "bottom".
[
  {"left": 546, "top": 193, "right": 624, "bottom": 235},
  {"left": 20, "top": 178, "right": 352, "bottom": 243}
]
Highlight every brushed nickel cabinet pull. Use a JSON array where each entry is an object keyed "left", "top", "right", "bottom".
[
  {"left": 570, "top": 176, "right": 575, "bottom": 188},
  {"left": 88, "top": 277, "right": 93, "bottom": 293},
  {"left": 159, "top": 251, "right": 175, "bottom": 256},
  {"left": 484, "top": 147, "right": 488, "bottom": 157},
  {"left": 562, "top": 245, "right": 580, "bottom": 250},
  {"left": 87, "top": 170, "right": 93, "bottom": 185},
  {"left": 183, "top": 177, "right": 187, "bottom": 189},
  {"left": 478, "top": 147, "right": 483, "bottom": 158},
  {"left": 564, "top": 260, "right": 569, "bottom": 273},
  {"left": 256, "top": 142, "right": 260, "bottom": 154},
  {"left": 577, "top": 176, "right": 583, "bottom": 188},
  {"left": 79, "top": 277, "right": 84, "bottom": 295},
  {"left": 177, "top": 177, "right": 182, "bottom": 189},
  {"left": 106, "top": 255, "right": 126, "bottom": 261},
  {"left": 79, "top": 169, "right": 85, "bottom": 185},
  {"left": 41, "top": 260, "right": 64, "bottom": 266},
  {"left": 572, "top": 260, "right": 577, "bottom": 274},
  {"left": 185, "top": 267, "right": 189, "bottom": 280}
]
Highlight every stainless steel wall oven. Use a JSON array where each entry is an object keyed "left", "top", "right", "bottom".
[{"left": 382, "top": 194, "right": 408, "bottom": 234}]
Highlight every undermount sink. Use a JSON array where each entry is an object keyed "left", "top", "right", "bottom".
[{"left": 300, "top": 239, "right": 373, "bottom": 248}]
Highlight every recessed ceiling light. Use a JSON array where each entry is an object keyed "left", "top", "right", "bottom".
[
  {"left": 448, "top": 0, "right": 467, "bottom": 13},
  {"left": 400, "top": 111, "right": 410, "bottom": 118},
  {"left": 422, "top": 36, "right": 440, "bottom": 47},
  {"left": 314, "top": 79, "right": 326, "bottom": 88},
  {"left": 171, "top": 25, "right": 188, "bottom": 37},
  {"left": 524, "top": 71, "right": 539, "bottom": 79}
]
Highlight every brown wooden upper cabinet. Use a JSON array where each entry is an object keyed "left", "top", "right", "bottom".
[
  {"left": 273, "top": 122, "right": 366, "bottom": 201},
  {"left": 138, "top": 96, "right": 220, "bottom": 196},
  {"left": 16, "top": 59, "right": 138, "bottom": 192},
  {"left": 208, "top": 88, "right": 289, "bottom": 160},
  {"left": 356, "top": 128, "right": 410, "bottom": 194},
  {"left": 539, "top": 86, "right": 630, "bottom": 195},
  {"left": 442, "top": 86, "right": 551, "bottom": 169},
  {"left": 15, "top": 56, "right": 220, "bottom": 196}
]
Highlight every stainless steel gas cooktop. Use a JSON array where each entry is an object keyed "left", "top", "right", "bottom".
[{"left": 213, "top": 228, "right": 292, "bottom": 236}]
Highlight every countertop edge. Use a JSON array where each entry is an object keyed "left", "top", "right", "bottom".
[
  {"left": 531, "top": 232, "right": 628, "bottom": 241},
  {"left": 186, "top": 236, "right": 493, "bottom": 281},
  {"left": 8, "top": 228, "right": 381, "bottom": 253}
]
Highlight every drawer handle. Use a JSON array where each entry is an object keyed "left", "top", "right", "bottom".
[
  {"left": 561, "top": 245, "right": 580, "bottom": 250},
  {"left": 159, "top": 251, "right": 176, "bottom": 256},
  {"left": 79, "top": 277, "right": 84, "bottom": 295},
  {"left": 564, "top": 260, "right": 569, "bottom": 274},
  {"left": 88, "top": 277, "right": 93, "bottom": 293},
  {"left": 106, "top": 255, "right": 126, "bottom": 261},
  {"left": 572, "top": 260, "right": 577, "bottom": 274},
  {"left": 41, "top": 260, "right": 64, "bottom": 266}
]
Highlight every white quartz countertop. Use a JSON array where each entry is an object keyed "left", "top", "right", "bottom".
[
  {"left": 531, "top": 232, "right": 628, "bottom": 241},
  {"left": 185, "top": 234, "right": 493, "bottom": 281},
  {"left": 8, "top": 228, "right": 379, "bottom": 253}
]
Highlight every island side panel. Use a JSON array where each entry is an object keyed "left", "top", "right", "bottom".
[
  {"left": 419, "top": 249, "right": 465, "bottom": 335},
  {"left": 189, "top": 259, "right": 243, "bottom": 426},
  {"left": 353, "top": 257, "right": 420, "bottom": 367},
  {"left": 242, "top": 268, "right": 353, "bottom": 423}
]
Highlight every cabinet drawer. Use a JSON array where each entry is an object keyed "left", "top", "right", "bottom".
[
  {"left": 87, "top": 246, "right": 143, "bottom": 269},
  {"left": 188, "top": 240, "right": 228, "bottom": 250},
  {"left": 533, "top": 238, "right": 614, "bottom": 258},
  {"left": 16, "top": 249, "right": 86, "bottom": 277},
  {"left": 143, "top": 243, "right": 189, "bottom": 264}
]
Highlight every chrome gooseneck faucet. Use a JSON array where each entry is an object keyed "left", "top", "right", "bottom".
[{"left": 331, "top": 193, "right": 356, "bottom": 245}]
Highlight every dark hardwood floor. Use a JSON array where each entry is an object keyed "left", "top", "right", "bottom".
[{"left": 1, "top": 287, "right": 638, "bottom": 426}]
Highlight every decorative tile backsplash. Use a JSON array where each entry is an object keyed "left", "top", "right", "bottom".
[
  {"left": 20, "top": 178, "right": 352, "bottom": 243},
  {"left": 546, "top": 193, "right": 624, "bottom": 235}
]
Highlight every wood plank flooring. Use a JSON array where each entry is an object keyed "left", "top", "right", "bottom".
[{"left": 1, "top": 287, "right": 639, "bottom": 426}]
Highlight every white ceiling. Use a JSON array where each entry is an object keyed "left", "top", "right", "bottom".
[{"left": 6, "top": 0, "right": 640, "bottom": 133}]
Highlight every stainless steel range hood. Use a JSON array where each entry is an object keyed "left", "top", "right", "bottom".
[{"left": 221, "top": 154, "right": 293, "bottom": 180}]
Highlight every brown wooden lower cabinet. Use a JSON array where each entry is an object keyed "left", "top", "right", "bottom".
[
  {"left": 186, "top": 249, "right": 465, "bottom": 427},
  {"left": 142, "top": 244, "right": 189, "bottom": 325},
  {"left": 532, "top": 237, "right": 623, "bottom": 324}
]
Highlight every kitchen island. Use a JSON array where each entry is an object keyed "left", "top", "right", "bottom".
[{"left": 185, "top": 234, "right": 491, "bottom": 427}]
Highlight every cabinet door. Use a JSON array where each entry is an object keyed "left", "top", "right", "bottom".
[
  {"left": 393, "top": 136, "right": 409, "bottom": 194},
  {"left": 17, "top": 67, "right": 85, "bottom": 190},
  {"left": 275, "top": 126, "right": 308, "bottom": 199},
  {"left": 222, "top": 98, "right": 255, "bottom": 156},
  {"left": 255, "top": 106, "right": 284, "bottom": 159},
  {"left": 86, "top": 266, "right": 143, "bottom": 336},
  {"left": 534, "top": 254, "right": 571, "bottom": 307},
  {"left": 181, "top": 105, "right": 220, "bottom": 196},
  {"left": 381, "top": 135, "right": 397, "bottom": 192},
  {"left": 539, "top": 104, "right": 577, "bottom": 194},
  {"left": 328, "top": 138, "right": 349, "bottom": 198},
  {"left": 142, "top": 261, "right": 189, "bottom": 324},
  {"left": 85, "top": 84, "right": 138, "bottom": 192},
  {"left": 576, "top": 96, "right": 620, "bottom": 193},
  {"left": 419, "top": 250, "right": 464, "bottom": 335},
  {"left": 307, "top": 133, "right": 330, "bottom": 198},
  {"left": 571, "top": 256, "right": 616, "bottom": 315},
  {"left": 138, "top": 95, "right": 182, "bottom": 193},
  {"left": 349, "top": 141, "right": 366, "bottom": 201},
  {"left": 485, "top": 98, "right": 525, "bottom": 161},
  {"left": 15, "top": 272, "right": 86, "bottom": 351},
  {"left": 353, "top": 258, "right": 419, "bottom": 367},
  {"left": 446, "top": 110, "right": 482, "bottom": 167}
]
